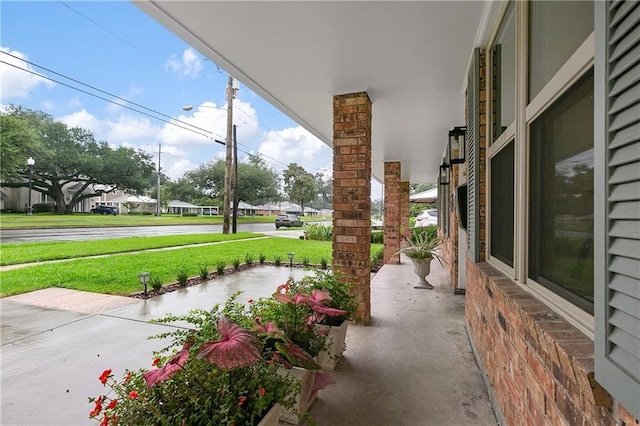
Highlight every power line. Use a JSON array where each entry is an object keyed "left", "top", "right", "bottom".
[{"left": 1, "top": 54, "right": 317, "bottom": 175}]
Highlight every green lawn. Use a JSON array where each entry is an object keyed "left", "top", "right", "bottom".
[
  {"left": 0, "top": 213, "right": 331, "bottom": 228},
  {"left": 0, "top": 238, "right": 384, "bottom": 297},
  {"left": 0, "top": 233, "right": 260, "bottom": 265}
]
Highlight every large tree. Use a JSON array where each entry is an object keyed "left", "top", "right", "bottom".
[
  {"left": 184, "top": 155, "right": 279, "bottom": 207},
  {"left": 1, "top": 106, "right": 156, "bottom": 214},
  {"left": 314, "top": 172, "right": 332, "bottom": 210},
  {"left": 0, "top": 105, "right": 41, "bottom": 181},
  {"left": 283, "top": 163, "right": 317, "bottom": 215}
]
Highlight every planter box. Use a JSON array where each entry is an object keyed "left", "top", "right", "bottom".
[
  {"left": 277, "top": 366, "right": 318, "bottom": 425},
  {"left": 257, "top": 403, "right": 280, "bottom": 426},
  {"left": 316, "top": 320, "right": 349, "bottom": 370}
]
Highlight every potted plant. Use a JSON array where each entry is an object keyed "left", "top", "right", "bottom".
[
  {"left": 88, "top": 297, "right": 300, "bottom": 426},
  {"left": 397, "top": 225, "right": 444, "bottom": 289},
  {"left": 250, "top": 278, "right": 346, "bottom": 424},
  {"left": 299, "top": 270, "right": 358, "bottom": 370}
]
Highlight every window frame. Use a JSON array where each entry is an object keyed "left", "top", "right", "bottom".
[{"left": 485, "top": 0, "right": 596, "bottom": 337}]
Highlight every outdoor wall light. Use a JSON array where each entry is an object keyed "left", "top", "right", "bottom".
[
  {"left": 288, "top": 252, "right": 294, "bottom": 268},
  {"left": 439, "top": 164, "right": 451, "bottom": 186},
  {"left": 138, "top": 272, "right": 151, "bottom": 296},
  {"left": 448, "top": 126, "right": 467, "bottom": 164}
]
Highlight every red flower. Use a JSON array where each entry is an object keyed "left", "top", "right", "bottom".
[
  {"left": 106, "top": 399, "right": 117, "bottom": 410},
  {"left": 128, "top": 391, "right": 138, "bottom": 399},
  {"left": 238, "top": 395, "right": 247, "bottom": 406},
  {"left": 99, "top": 369, "right": 111, "bottom": 384},
  {"left": 258, "top": 387, "right": 266, "bottom": 397},
  {"left": 99, "top": 413, "right": 109, "bottom": 426},
  {"left": 248, "top": 299, "right": 254, "bottom": 304},
  {"left": 89, "top": 396, "right": 103, "bottom": 417},
  {"left": 123, "top": 371, "right": 132, "bottom": 384},
  {"left": 152, "top": 357, "right": 161, "bottom": 366}
]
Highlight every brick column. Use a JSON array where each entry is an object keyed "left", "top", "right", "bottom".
[
  {"left": 384, "top": 162, "right": 401, "bottom": 264},
  {"left": 400, "top": 181, "right": 410, "bottom": 237},
  {"left": 333, "top": 92, "right": 372, "bottom": 324}
]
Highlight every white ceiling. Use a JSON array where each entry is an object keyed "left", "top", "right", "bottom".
[{"left": 133, "top": 1, "right": 487, "bottom": 184}]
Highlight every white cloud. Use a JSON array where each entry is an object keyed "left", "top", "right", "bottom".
[
  {"left": 105, "top": 114, "right": 158, "bottom": 144},
  {"left": 258, "top": 126, "right": 331, "bottom": 174},
  {"left": 163, "top": 48, "right": 203, "bottom": 79},
  {"left": 165, "top": 158, "right": 195, "bottom": 180},
  {"left": 0, "top": 47, "right": 55, "bottom": 99},
  {"left": 58, "top": 109, "right": 103, "bottom": 134}
]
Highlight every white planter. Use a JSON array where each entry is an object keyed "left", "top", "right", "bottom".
[
  {"left": 277, "top": 366, "right": 318, "bottom": 425},
  {"left": 316, "top": 320, "right": 349, "bottom": 370},
  {"left": 256, "top": 403, "right": 280, "bottom": 426},
  {"left": 411, "top": 257, "right": 434, "bottom": 289}
]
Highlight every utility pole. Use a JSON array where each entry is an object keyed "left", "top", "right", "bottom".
[
  {"left": 232, "top": 124, "right": 238, "bottom": 234},
  {"left": 222, "top": 75, "right": 235, "bottom": 234},
  {"left": 156, "top": 143, "right": 162, "bottom": 216}
]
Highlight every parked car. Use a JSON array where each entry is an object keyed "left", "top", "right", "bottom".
[
  {"left": 275, "top": 214, "right": 303, "bottom": 229},
  {"left": 90, "top": 205, "right": 119, "bottom": 215},
  {"left": 415, "top": 209, "right": 437, "bottom": 227}
]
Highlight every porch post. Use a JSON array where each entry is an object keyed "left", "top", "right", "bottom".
[
  {"left": 332, "top": 91, "right": 372, "bottom": 324},
  {"left": 383, "top": 162, "right": 401, "bottom": 264},
  {"left": 400, "top": 181, "right": 410, "bottom": 239}
]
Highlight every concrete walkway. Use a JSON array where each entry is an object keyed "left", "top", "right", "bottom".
[{"left": 1, "top": 260, "right": 496, "bottom": 425}]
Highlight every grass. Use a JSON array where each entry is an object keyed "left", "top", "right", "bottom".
[
  {"left": 0, "top": 233, "right": 260, "bottom": 265},
  {"left": 0, "top": 213, "right": 331, "bottom": 228},
  {"left": 0, "top": 238, "right": 384, "bottom": 297}
]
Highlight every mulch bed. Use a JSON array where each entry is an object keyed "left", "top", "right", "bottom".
[{"left": 131, "top": 261, "right": 384, "bottom": 300}]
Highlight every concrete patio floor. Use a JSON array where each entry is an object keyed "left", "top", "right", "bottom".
[{"left": 1, "top": 261, "right": 497, "bottom": 425}]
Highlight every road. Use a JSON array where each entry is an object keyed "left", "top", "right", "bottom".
[{"left": 0, "top": 223, "right": 281, "bottom": 243}]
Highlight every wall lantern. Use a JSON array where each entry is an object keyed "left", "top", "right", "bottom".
[
  {"left": 448, "top": 126, "right": 467, "bottom": 164},
  {"left": 138, "top": 272, "right": 151, "bottom": 296},
  {"left": 288, "top": 252, "right": 294, "bottom": 268},
  {"left": 439, "top": 164, "right": 451, "bottom": 186}
]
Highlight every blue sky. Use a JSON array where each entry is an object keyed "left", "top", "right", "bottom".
[{"left": 1, "top": 1, "right": 387, "bottom": 200}]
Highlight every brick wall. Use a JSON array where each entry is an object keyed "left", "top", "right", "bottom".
[
  {"left": 466, "top": 261, "right": 638, "bottom": 426},
  {"left": 400, "top": 181, "right": 410, "bottom": 237},
  {"left": 383, "top": 162, "right": 401, "bottom": 264},
  {"left": 332, "top": 92, "right": 372, "bottom": 324}
]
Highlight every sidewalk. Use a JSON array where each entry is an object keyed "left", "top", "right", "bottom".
[{"left": 1, "top": 261, "right": 496, "bottom": 425}]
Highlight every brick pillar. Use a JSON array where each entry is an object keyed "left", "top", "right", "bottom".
[
  {"left": 384, "top": 162, "right": 401, "bottom": 264},
  {"left": 400, "top": 181, "right": 410, "bottom": 237},
  {"left": 333, "top": 92, "right": 372, "bottom": 325}
]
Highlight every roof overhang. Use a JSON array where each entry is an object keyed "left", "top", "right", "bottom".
[{"left": 133, "top": 1, "right": 488, "bottom": 184}]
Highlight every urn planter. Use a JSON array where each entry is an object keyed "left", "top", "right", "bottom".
[
  {"left": 315, "top": 320, "right": 349, "bottom": 370},
  {"left": 411, "top": 257, "right": 434, "bottom": 289}
]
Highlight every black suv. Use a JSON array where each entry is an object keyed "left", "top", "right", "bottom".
[
  {"left": 275, "top": 214, "right": 303, "bottom": 229},
  {"left": 90, "top": 205, "right": 119, "bottom": 215}
]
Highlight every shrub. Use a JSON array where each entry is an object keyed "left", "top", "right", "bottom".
[
  {"left": 371, "top": 231, "right": 384, "bottom": 244},
  {"left": 198, "top": 264, "right": 209, "bottom": 280},
  {"left": 304, "top": 223, "right": 332, "bottom": 241},
  {"left": 259, "top": 253, "right": 266, "bottom": 264},
  {"left": 182, "top": 212, "right": 198, "bottom": 217},
  {"left": 320, "top": 257, "right": 328, "bottom": 269},
  {"left": 274, "top": 255, "right": 282, "bottom": 266},
  {"left": 176, "top": 268, "right": 189, "bottom": 287},
  {"left": 302, "top": 257, "right": 310, "bottom": 267},
  {"left": 216, "top": 261, "right": 226, "bottom": 275},
  {"left": 142, "top": 211, "right": 153, "bottom": 216},
  {"left": 245, "top": 253, "right": 254, "bottom": 266},
  {"left": 32, "top": 203, "right": 55, "bottom": 213},
  {"left": 232, "top": 257, "right": 241, "bottom": 270},
  {"left": 127, "top": 211, "right": 142, "bottom": 215},
  {"left": 371, "top": 247, "right": 384, "bottom": 267},
  {"left": 150, "top": 276, "right": 162, "bottom": 292}
]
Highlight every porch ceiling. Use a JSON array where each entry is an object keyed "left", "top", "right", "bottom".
[{"left": 133, "top": 1, "right": 487, "bottom": 184}]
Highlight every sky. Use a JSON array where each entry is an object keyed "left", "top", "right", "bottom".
[{"left": 1, "top": 1, "right": 383, "bottom": 201}]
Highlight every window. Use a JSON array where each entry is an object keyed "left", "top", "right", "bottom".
[
  {"left": 529, "top": 70, "right": 594, "bottom": 313},
  {"left": 528, "top": 1, "right": 594, "bottom": 100},
  {"left": 492, "top": 2, "right": 515, "bottom": 143},
  {"left": 490, "top": 141, "right": 514, "bottom": 267}
]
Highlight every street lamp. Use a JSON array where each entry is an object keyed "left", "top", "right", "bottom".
[{"left": 26, "top": 157, "right": 35, "bottom": 216}]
